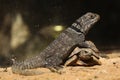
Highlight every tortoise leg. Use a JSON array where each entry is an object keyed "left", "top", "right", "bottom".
[{"left": 64, "top": 55, "right": 78, "bottom": 66}]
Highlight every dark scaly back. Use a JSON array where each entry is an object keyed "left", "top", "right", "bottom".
[{"left": 70, "top": 12, "right": 100, "bottom": 35}]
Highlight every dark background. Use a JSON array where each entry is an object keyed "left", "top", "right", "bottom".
[{"left": 0, "top": 0, "right": 120, "bottom": 66}]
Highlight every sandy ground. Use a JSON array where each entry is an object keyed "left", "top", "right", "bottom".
[{"left": 0, "top": 51, "right": 120, "bottom": 80}]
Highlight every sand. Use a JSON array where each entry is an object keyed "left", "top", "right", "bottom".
[{"left": 0, "top": 51, "right": 120, "bottom": 80}]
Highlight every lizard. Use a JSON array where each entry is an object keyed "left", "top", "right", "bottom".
[{"left": 12, "top": 12, "right": 100, "bottom": 75}]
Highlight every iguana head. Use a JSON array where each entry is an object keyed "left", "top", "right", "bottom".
[{"left": 71, "top": 12, "right": 100, "bottom": 35}]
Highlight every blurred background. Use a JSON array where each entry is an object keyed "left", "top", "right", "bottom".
[{"left": 0, "top": 0, "right": 120, "bottom": 66}]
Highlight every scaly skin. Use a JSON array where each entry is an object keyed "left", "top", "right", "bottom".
[{"left": 12, "top": 12, "right": 100, "bottom": 75}]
